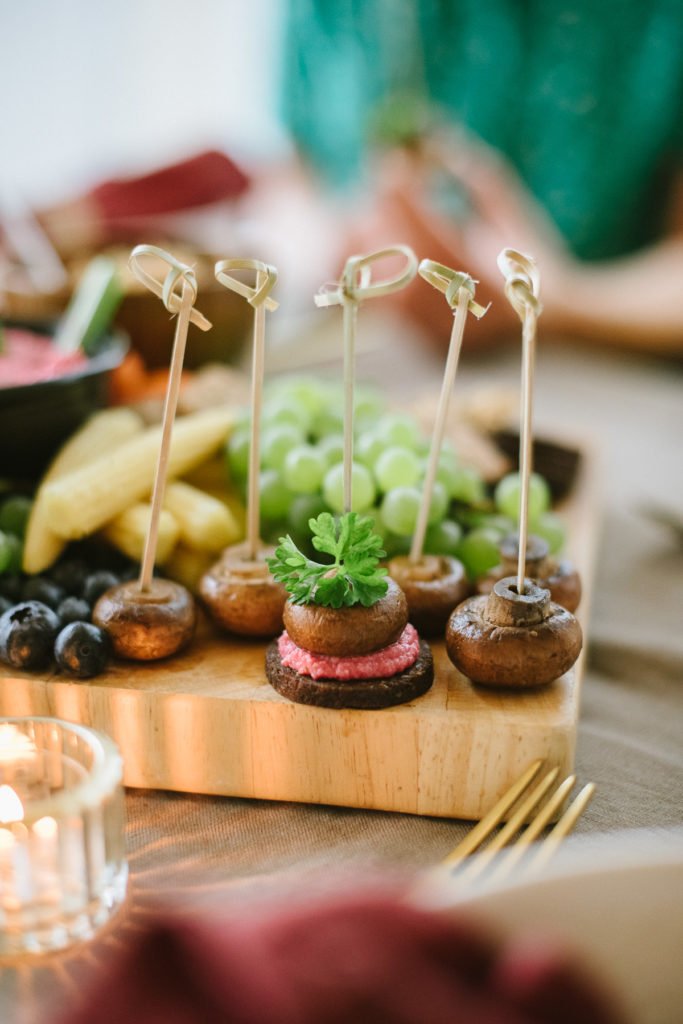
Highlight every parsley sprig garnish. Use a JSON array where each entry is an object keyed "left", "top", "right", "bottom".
[{"left": 268, "top": 512, "right": 388, "bottom": 608}]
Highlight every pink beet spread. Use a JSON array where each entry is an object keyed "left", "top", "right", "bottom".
[
  {"left": 0, "top": 328, "right": 87, "bottom": 387},
  {"left": 278, "top": 624, "right": 420, "bottom": 681}
]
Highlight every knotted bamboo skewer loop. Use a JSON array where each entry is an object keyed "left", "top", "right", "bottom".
[
  {"left": 314, "top": 244, "right": 418, "bottom": 308},
  {"left": 496, "top": 248, "right": 542, "bottom": 321},
  {"left": 214, "top": 258, "right": 279, "bottom": 311},
  {"left": 418, "top": 261, "right": 490, "bottom": 318},
  {"left": 129, "top": 244, "right": 211, "bottom": 330}
]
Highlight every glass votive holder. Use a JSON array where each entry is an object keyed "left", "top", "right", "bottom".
[{"left": 0, "top": 716, "right": 127, "bottom": 957}]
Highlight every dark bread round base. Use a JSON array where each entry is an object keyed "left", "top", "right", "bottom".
[{"left": 265, "top": 639, "right": 434, "bottom": 709}]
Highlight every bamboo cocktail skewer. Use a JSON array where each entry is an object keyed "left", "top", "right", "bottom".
[
  {"left": 214, "top": 259, "right": 278, "bottom": 561},
  {"left": 91, "top": 245, "right": 212, "bottom": 661},
  {"left": 129, "top": 245, "right": 212, "bottom": 591},
  {"left": 410, "top": 262, "right": 489, "bottom": 564},
  {"left": 315, "top": 246, "right": 418, "bottom": 512},
  {"left": 496, "top": 249, "right": 542, "bottom": 595}
]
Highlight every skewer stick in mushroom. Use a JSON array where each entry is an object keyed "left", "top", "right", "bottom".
[
  {"left": 445, "top": 249, "right": 582, "bottom": 686},
  {"left": 410, "top": 262, "right": 489, "bottom": 564},
  {"left": 387, "top": 262, "right": 488, "bottom": 635},
  {"left": 215, "top": 259, "right": 278, "bottom": 561},
  {"left": 315, "top": 245, "right": 418, "bottom": 512},
  {"left": 199, "top": 260, "right": 286, "bottom": 638},
  {"left": 496, "top": 249, "right": 542, "bottom": 595},
  {"left": 93, "top": 245, "right": 211, "bottom": 659}
]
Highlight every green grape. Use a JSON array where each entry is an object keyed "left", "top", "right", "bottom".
[
  {"left": 376, "top": 413, "right": 421, "bottom": 450},
  {"left": 427, "top": 479, "right": 449, "bottom": 524},
  {"left": 226, "top": 429, "right": 250, "bottom": 482},
  {"left": 354, "top": 389, "right": 385, "bottom": 432},
  {"left": 456, "top": 527, "right": 502, "bottom": 580},
  {"left": 355, "top": 432, "right": 387, "bottom": 469},
  {"left": 0, "top": 531, "right": 13, "bottom": 574},
  {"left": 476, "top": 514, "right": 515, "bottom": 539},
  {"left": 322, "top": 462, "right": 376, "bottom": 513},
  {"left": 262, "top": 395, "right": 312, "bottom": 432},
  {"left": 494, "top": 471, "right": 551, "bottom": 524},
  {"left": 0, "top": 496, "right": 32, "bottom": 538},
  {"left": 533, "top": 511, "right": 566, "bottom": 555},
  {"left": 269, "top": 376, "right": 327, "bottom": 419},
  {"left": 424, "top": 519, "right": 463, "bottom": 556},
  {"left": 261, "top": 424, "right": 305, "bottom": 471},
  {"left": 259, "top": 470, "right": 294, "bottom": 521},
  {"left": 318, "top": 434, "right": 345, "bottom": 468},
  {"left": 287, "top": 494, "right": 330, "bottom": 535},
  {"left": 380, "top": 486, "right": 421, "bottom": 535},
  {"left": 450, "top": 465, "right": 487, "bottom": 505},
  {"left": 311, "top": 405, "right": 344, "bottom": 439},
  {"left": 374, "top": 446, "right": 421, "bottom": 491},
  {"left": 283, "top": 444, "right": 326, "bottom": 494}
]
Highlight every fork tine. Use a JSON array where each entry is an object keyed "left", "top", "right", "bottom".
[
  {"left": 486, "top": 774, "right": 576, "bottom": 884},
  {"left": 458, "top": 767, "right": 560, "bottom": 882},
  {"left": 525, "top": 782, "right": 596, "bottom": 873},
  {"left": 441, "top": 760, "right": 543, "bottom": 868}
]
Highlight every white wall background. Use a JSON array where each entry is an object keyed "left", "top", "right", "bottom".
[{"left": 0, "top": 0, "right": 287, "bottom": 204}]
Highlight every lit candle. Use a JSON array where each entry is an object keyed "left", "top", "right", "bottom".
[{"left": 0, "top": 716, "right": 127, "bottom": 957}]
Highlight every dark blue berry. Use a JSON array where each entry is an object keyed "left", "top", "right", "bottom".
[
  {"left": 50, "top": 557, "right": 89, "bottom": 597},
  {"left": 82, "top": 571, "right": 119, "bottom": 606},
  {"left": 22, "top": 576, "right": 65, "bottom": 610},
  {"left": 54, "top": 622, "right": 110, "bottom": 678},
  {"left": 0, "top": 601, "right": 60, "bottom": 670},
  {"left": 57, "top": 596, "right": 91, "bottom": 627}
]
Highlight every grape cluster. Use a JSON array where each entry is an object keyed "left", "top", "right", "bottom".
[{"left": 224, "top": 377, "right": 565, "bottom": 578}]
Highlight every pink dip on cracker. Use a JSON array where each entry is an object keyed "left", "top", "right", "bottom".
[{"left": 278, "top": 624, "right": 420, "bottom": 680}]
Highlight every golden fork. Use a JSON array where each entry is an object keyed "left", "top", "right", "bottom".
[{"left": 442, "top": 760, "right": 595, "bottom": 885}]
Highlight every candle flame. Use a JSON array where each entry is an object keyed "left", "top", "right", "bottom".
[
  {"left": 33, "top": 816, "right": 57, "bottom": 839},
  {"left": 0, "top": 784, "right": 24, "bottom": 823}
]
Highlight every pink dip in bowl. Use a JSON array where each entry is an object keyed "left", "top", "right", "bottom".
[{"left": 0, "top": 328, "right": 87, "bottom": 387}]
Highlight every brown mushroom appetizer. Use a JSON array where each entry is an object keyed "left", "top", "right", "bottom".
[
  {"left": 446, "top": 576, "right": 582, "bottom": 688},
  {"left": 266, "top": 512, "right": 434, "bottom": 709},
  {"left": 477, "top": 533, "right": 582, "bottom": 613},
  {"left": 283, "top": 576, "right": 407, "bottom": 656},
  {"left": 93, "top": 577, "right": 196, "bottom": 661},
  {"left": 387, "top": 555, "right": 470, "bottom": 636},
  {"left": 199, "top": 541, "right": 287, "bottom": 638}
]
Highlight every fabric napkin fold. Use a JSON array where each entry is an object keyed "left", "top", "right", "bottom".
[{"left": 60, "top": 891, "right": 624, "bottom": 1024}]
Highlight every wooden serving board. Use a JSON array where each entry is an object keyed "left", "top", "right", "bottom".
[{"left": 0, "top": 439, "right": 600, "bottom": 821}]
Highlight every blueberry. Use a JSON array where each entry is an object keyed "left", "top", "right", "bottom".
[
  {"left": 0, "top": 601, "right": 60, "bottom": 670},
  {"left": 57, "top": 596, "right": 91, "bottom": 627},
  {"left": 50, "top": 557, "right": 89, "bottom": 597},
  {"left": 22, "top": 577, "right": 65, "bottom": 610},
  {"left": 54, "top": 622, "right": 110, "bottom": 678},
  {"left": 82, "top": 571, "right": 120, "bottom": 606}
]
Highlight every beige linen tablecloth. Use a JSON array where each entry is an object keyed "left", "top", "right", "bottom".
[{"left": 2, "top": 324, "right": 682, "bottom": 1022}]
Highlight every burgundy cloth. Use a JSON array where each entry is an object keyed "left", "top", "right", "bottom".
[
  {"left": 61, "top": 894, "right": 622, "bottom": 1024},
  {"left": 88, "top": 149, "right": 250, "bottom": 222}
]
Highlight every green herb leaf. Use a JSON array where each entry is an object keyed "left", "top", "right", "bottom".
[{"left": 267, "top": 512, "right": 388, "bottom": 608}]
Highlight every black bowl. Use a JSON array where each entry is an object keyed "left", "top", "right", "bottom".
[{"left": 0, "top": 323, "right": 128, "bottom": 480}]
